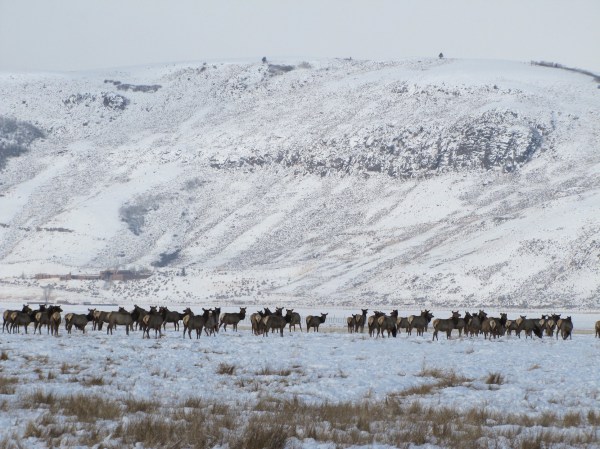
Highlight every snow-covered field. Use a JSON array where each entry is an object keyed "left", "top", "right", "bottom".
[{"left": 1, "top": 303, "right": 599, "bottom": 448}]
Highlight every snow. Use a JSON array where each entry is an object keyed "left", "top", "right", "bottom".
[
  {"left": 0, "top": 303, "right": 599, "bottom": 447},
  {"left": 1, "top": 57, "right": 599, "bottom": 309}
]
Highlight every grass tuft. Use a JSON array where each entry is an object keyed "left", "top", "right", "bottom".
[{"left": 216, "top": 363, "right": 236, "bottom": 375}]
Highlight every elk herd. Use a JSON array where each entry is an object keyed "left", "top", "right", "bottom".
[
  {"left": 350, "top": 309, "right": 582, "bottom": 340},
  {"left": 2, "top": 304, "right": 597, "bottom": 340},
  {"left": 1, "top": 304, "right": 328, "bottom": 339}
]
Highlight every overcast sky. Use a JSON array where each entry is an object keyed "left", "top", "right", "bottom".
[{"left": 1, "top": 0, "right": 599, "bottom": 73}]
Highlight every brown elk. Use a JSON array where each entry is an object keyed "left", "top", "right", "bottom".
[
  {"left": 596, "top": 320, "right": 600, "bottom": 338},
  {"left": 49, "top": 306, "right": 63, "bottom": 336},
  {"left": 285, "top": 309, "right": 302, "bottom": 332},
  {"left": 368, "top": 311, "right": 385, "bottom": 337},
  {"left": 9, "top": 306, "right": 36, "bottom": 334},
  {"left": 347, "top": 315, "right": 356, "bottom": 333},
  {"left": 142, "top": 306, "right": 164, "bottom": 338},
  {"left": 377, "top": 310, "right": 398, "bottom": 338},
  {"left": 92, "top": 310, "right": 112, "bottom": 331},
  {"left": 251, "top": 308, "right": 272, "bottom": 335},
  {"left": 432, "top": 311, "right": 460, "bottom": 341},
  {"left": 219, "top": 307, "right": 247, "bottom": 332},
  {"left": 159, "top": 306, "right": 183, "bottom": 331},
  {"left": 407, "top": 310, "right": 434, "bottom": 336},
  {"left": 263, "top": 313, "right": 292, "bottom": 337},
  {"left": 353, "top": 309, "right": 368, "bottom": 333},
  {"left": 107, "top": 308, "right": 134, "bottom": 335},
  {"left": 184, "top": 309, "right": 211, "bottom": 339},
  {"left": 396, "top": 316, "right": 410, "bottom": 335},
  {"left": 517, "top": 316, "right": 543, "bottom": 339},
  {"left": 559, "top": 316, "right": 573, "bottom": 340},
  {"left": 545, "top": 314, "right": 561, "bottom": 337},
  {"left": 4, "top": 304, "right": 33, "bottom": 333},
  {"left": 306, "top": 313, "right": 328, "bottom": 332},
  {"left": 66, "top": 310, "right": 95, "bottom": 334},
  {"left": 131, "top": 305, "right": 148, "bottom": 330}
]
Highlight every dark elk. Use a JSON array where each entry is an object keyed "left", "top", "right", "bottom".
[
  {"left": 285, "top": 309, "right": 302, "bottom": 332},
  {"left": 65, "top": 309, "right": 95, "bottom": 334},
  {"left": 219, "top": 307, "right": 247, "bottom": 332},
  {"left": 9, "top": 306, "right": 36, "bottom": 334}
]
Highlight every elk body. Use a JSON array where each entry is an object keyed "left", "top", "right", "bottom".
[
  {"left": 142, "top": 307, "right": 164, "bottom": 339},
  {"left": 559, "top": 316, "right": 573, "bottom": 340},
  {"left": 65, "top": 310, "right": 95, "bottom": 334},
  {"left": 407, "top": 310, "right": 434, "bottom": 336},
  {"left": 219, "top": 307, "right": 247, "bottom": 332},
  {"left": 353, "top": 309, "right": 368, "bottom": 333},
  {"left": 285, "top": 309, "right": 302, "bottom": 332},
  {"left": 432, "top": 311, "right": 460, "bottom": 341},
  {"left": 9, "top": 306, "right": 36, "bottom": 334},
  {"left": 107, "top": 308, "right": 134, "bottom": 335},
  {"left": 306, "top": 313, "right": 328, "bottom": 332},
  {"left": 377, "top": 310, "right": 398, "bottom": 338}
]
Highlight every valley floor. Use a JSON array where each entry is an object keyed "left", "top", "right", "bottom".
[{"left": 0, "top": 312, "right": 599, "bottom": 448}]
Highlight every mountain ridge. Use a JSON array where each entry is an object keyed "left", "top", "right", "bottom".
[{"left": 0, "top": 58, "right": 599, "bottom": 308}]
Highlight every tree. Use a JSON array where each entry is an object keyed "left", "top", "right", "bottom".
[
  {"left": 439, "top": 52, "right": 444, "bottom": 59},
  {"left": 262, "top": 56, "right": 267, "bottom": 64}
]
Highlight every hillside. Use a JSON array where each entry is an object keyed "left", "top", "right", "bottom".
[{"left": 0, "top": 58, "right": 599, "bottom": 308}]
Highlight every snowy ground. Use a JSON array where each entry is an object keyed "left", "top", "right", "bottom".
[{"left": 1, "top": 302, "right": 599, "bottom": 448}]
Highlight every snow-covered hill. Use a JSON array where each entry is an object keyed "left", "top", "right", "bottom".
[{"left": 1, "top": 58, "right": 599, "bottom": 308}]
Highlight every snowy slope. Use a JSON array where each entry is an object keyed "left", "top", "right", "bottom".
[{"left": 0, "top": 58, "right": 599, "bottom": 308}]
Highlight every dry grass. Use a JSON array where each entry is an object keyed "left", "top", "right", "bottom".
[
  {"left": 0, "top": 375, "right": 18, "bottom": 395},
  {"left": 485, "top": 372, "right": 505, "bottom": 386},
  {"left": 7, "top": 389, "right": 600, "bottom": 448},
  {"left": 256, "top": 367, "right": 293, "bottom": 376},
  {"left": 216, "top": 362, "right": 236, "bottom": 375},
  {"left": 393, "top": 368, "right": 473, "bottom": 398},
  {"left": 81, "top": 375, "right": 106, "bottom": 386}
]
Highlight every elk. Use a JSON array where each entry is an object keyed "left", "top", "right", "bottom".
[
  {"left": 4, "top": 304, "right": 33, "bottom": 333},
  {"left": 368, "top": 311, "right": 385, "bottom": 337},
  {"left": 432, "top": 311, "right": 460, "bottom": 341},
  {"left": 559, "top": 316, "right": 573, "bottom": 340},
  {"left": 516, "top": 316, "right": 543, "bottom": 339},
  {"left": 202, "top": 308, "right": 219, "bottom": 336},
  {"left": 131, "top": 305, "right": 148, "bottom": 330},
  {"left": 347, "top": 315, "right": 356, "bottom": 333},
  {"left": 306, "top": 313, "right": 328, "bottom": 332},
  {"left": 396, "top": 316, "right": 410, "bottom": 335},
  {"left": 219, "top": 307, "right": 247, "bottom": 332},
  {"left": 377, "top": 310, "right": 398, "bottom": 338},
  {"left": 92, "top": 310, "right": 112, "bottom": 331},
  {"left": 285, "top": 309, "right": 302, "bottom": 332},
  {"left": 251, "top": 308, "right": 272, "bottom": 335},
  {"left": 545, "top": 314, "right": 561, "bottom": 337},
  {"left": 263, "top": 313, "right": 292, "bottom": 337},
  {"left": 142, "top": 306, "right": 164, "bottom": 339},
  {"left": 184, "top": 309, "right": 211, "bottom": 339},
  {"left": 407, "top": 310, "right": 434, "bottom": 336},
  {"left": 596, "top": 320, "right": 600, "bottom": 338},
  {"left": 353, "top": 309, "right": 368, "bottom": 333},
  {"left": 159, "top": 306, "right": 183, "bottom": 331},
  {"left": 9, "top": 306, "right": 36, "bottom": 334},
  {"left": 466, "top": 311, "right": 485, "bottom": 337},
  {"left": 66, "top": 310, "right": 95, "bottom": 334},
  {"left": 49, "top": 306, "right": 63, "bottom": 336},
  {"left": 107, "top": 308, "right": 134, "bottom": 335}
]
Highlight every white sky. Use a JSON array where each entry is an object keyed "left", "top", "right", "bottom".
[{"left": 0, "top": 0, "right": 599, "bottom": 73}]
